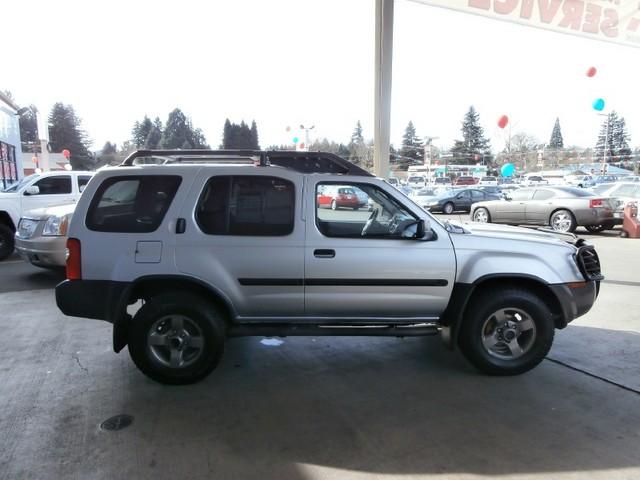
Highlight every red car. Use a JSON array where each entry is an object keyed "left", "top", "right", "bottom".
[
  {"left": 454, "top": 176, "right": 478, "bottom": 186},
  {"left": 317, "top": 186, "right": 361, "bottom": 210}
]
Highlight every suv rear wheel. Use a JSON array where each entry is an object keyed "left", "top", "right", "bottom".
[
  {"left": 458, "top": 288, "right": 554, "bottom": 375},
  {"left": 128, "top": 292, "right": 226, "bottom": 385}
]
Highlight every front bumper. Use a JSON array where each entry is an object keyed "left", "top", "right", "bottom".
[
  {"left": 15, "top": 236, "right": 67, "bottom": 267},
  {"left": 549, "top": 280, "right": 598, "bottom": 328}
]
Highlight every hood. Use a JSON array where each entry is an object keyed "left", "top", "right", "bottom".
[
  {"left": 0, "top": 191, "right": 19, "bottom": 199},
  {"left": 449, "top": 220, "right": 577, "bottom": 249},
  {"left": 22, "top": 203, "right": 77, "bottom": 220}
]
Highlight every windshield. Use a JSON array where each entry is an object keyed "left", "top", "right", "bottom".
[{"left": 3, "top": 174, "right": 39, "bottom": 193}]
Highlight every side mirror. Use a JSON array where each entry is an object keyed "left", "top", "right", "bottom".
[
  {"left": 79, "top": 185, "right": 86, "bottom": 193},
  {"left": 416, "top": 219, "right": 426, "bottom": 238},
  {"left": 401, "top": 219, "right": 429, "bottom": 239},
  {"left": 24, "top": 186, "right": 40, "bottom": 196}
]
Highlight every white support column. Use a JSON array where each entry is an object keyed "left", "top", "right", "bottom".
[{"left": 373, "top": 0, "right": 394, "bottom": 178}]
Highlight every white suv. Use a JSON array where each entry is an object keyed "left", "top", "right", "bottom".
[
  {"left": 55, "top": 150, "right": 601, "bottom": 384},
  {"left": 0, "top": 170, "right": 94, "bottom": 260}
]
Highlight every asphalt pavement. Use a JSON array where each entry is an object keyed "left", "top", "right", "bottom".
[{"left": 0, "top": 224, "right": 639, "bottom": 480}]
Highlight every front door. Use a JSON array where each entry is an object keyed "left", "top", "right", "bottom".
[
  {"left": 494, "top": 188, "right": 535, "bottom": 223},
  {"left": 22, "top": 175, "right": 75, "bottom": 211},
  {"left": 175, "top": 172, "right": 305, "bottom": 320},
  {"left": 304, "top": 179, "right": 455, "bottom": 320}
]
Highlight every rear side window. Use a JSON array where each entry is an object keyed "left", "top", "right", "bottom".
[
  {"left": 196, "top": 176, "right": 295, "bottom": 236},
  {"left": 87, "top": 175, "right": 181, "bottom": 232},
  {"left": 533, "top": 190, "right": 555, "bottom": 200}
]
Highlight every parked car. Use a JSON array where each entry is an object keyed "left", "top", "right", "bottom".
[
  {"left": 317, "top": 185, "right": 361, "bottom": 210},
  {"left": 55, "top": 149, "right": 602, "bottom": 384},
  {"left": 407, "top": 175, "right": 427, "bottom": 188},
  {"left": 422, "top": 188, "right": 502, "bottom": 214},
  {"left": 478, "top": 176, "right": 498, "bottom": 186},
  {"left": 409, "top": 187, "right": 441, "bottom": 210},
  {"left": 453, "top": 176, "right": 478, "bottom": 186},
  {"left": 0, "top": 171, "right": 94, "bottom": 260},
  {"left": 592, "top": 175, "right": 617, "bottom": 185},
  {"left": 565, "top": 175, "right": 595, "bottom": 188},
  {"left": 386, "top": 177, "right": 400, "bottom": 188},
  {"left": 523, "top": 175, "right": 549, "bottom": 186},
  {"left": 470, "top": 186, "right": 619, "bottom": 233},
  {"left": 591, "top": 182, "right": 640, "bottom": 226},
  {"left": 15, "top": 203, "right": 75, "bottom": 268},
  {"left": 433, "top": 177, "right": 452, "bottom": 186}
]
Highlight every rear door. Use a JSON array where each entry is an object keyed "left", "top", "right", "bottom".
[{"left": 175, "top": 171, "right": 305, "bottom": 320}]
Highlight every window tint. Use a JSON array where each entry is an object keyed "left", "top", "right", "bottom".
[
  {"left": 533, "top": 189, "right": 555, "bottom": 200},
  {"left": 31, "top": 176, "right": 71, "bottom": 195},
  {"left": 471, "top": 190, "right": 485, "bottom": 201},
  {"left": 196, "top": 176, "right": 295, "bottom": 236},
  {"left": 509, "top": 189, "right": 534, "bottom": 201},
  {"left": 87, "top": 176, "right": 181, "bottom": 233},
  {"left": 78, "top": 175, "right": 92, "bottom": 191},
  {"left": 316, "top": 182, "right": 416, "bottom": 239}
]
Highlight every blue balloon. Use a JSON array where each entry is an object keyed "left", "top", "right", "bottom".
[
  {"left": 592, "top": 98, "right": 605, "bottom": 111},
  {"left": 501, "top": 163, "right": 515, "bottom": 177}
]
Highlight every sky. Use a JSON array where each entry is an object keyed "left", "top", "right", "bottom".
[{"left": 3, "top": 0, "right": 639, "bottom": 153}]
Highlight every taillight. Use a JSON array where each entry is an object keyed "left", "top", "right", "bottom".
[
  {"left": 589, "top": 198, "right": 603, "bottom": 208},
  {"left": 66, "top": 238, "right": 81, "bottom": 280}
]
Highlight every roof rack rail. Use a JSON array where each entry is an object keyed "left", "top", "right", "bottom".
[{"left": 120, "top": 149, "right": 374, "bottom": 176}]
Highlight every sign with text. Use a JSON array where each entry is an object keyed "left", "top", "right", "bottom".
[{"left": 410, "top": 0, "right": 640, "bottom": 48}]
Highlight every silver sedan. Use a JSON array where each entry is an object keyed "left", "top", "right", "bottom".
[
  {"left": 15, "top": 203, "right": 75, "bottom": 268},
  {"left": 470, "top": 186, "right": 619, "bottom": 233}
]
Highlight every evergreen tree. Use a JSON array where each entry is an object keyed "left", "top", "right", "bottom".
[
  {"left": 450, "top": 106, "right": 491, "bottom": 164},
  {"left": 548, "top": 117, "right": 564, "bottom": 149},
  {"left": 18, "top": 105, "right": 39, "bottom": 145},
  {"left": 132, "top": 116, "right": 153, "bottom": 148},
  {"left": 102, "top": 141, "right": 117, "bottom": 154},
  {"left": 250, "top": 120, "right": 260, "bottom": 149},
  {"left": 222, "top": 119, "right": 259, "bottom": 149},
  {"left": 48, "top": 102, "right": 94, "bottom": 170},
  {"left": 594, "top": 111, "right": 629, "bottom": 162},
  {"left": 351, "top": 121, "right": 364, "bottom": 145},
  {"left": 160, "top": 108, "right": 208, "bottom": 149},
  {"left": 399, "top": 121, "right": 423, "bottom": 165},
  {"left": 144, "top": 126, "right": 162, "bottom": 149}
]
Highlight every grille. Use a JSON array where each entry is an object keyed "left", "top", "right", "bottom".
[{"left": 576, "top": 245, "right": 603, "bottom": 281}]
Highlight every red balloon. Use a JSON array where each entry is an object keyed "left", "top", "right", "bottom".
[
  {"left": 62, "top": 149, "right": 71, "bottom": 158},
  {"left": 497, "top": 115, "right": 509, "bottom": 129},
  {"left": 586, "top": 66, "right": 597, "bottom": 77},
  {"left": 299, "top": 143, "right": 305, "bottom": 149}
]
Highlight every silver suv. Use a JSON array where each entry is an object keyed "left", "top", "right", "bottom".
[{"left": 55, "top": 150, "right": 602, "bottom": 384}]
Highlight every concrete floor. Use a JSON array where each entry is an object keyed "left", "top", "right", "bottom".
[{"left": 0, "top": 229, "right": 639, "bottom": 480}]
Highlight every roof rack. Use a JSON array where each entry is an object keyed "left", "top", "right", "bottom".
[{"left": 120, "top": 149, "right": 374, "bottom": 176}]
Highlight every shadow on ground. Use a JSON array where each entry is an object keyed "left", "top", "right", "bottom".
[{"left": 1, "top": 302, "right": 638, "bottom": 479}]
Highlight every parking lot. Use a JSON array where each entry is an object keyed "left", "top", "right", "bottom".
[{"left": 0, "top": 219, "right": 639, "bottom": 480}]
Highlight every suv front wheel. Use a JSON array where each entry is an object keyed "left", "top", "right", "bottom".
[
  {"left": 458, "top": 288, "right": 554, "bottom": 375},
  {"left": 128, "top": 292, "right": 226, "bottom": 385}
]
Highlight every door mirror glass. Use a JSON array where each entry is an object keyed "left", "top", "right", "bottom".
[
  {"left": 24, "top": 186, "right": 40, "bottom": 196},
  {"left": 401, "top": 219, "right": 429, "bottom": 239}
]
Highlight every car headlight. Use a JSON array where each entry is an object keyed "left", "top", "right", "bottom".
[{"left": 42, "top": 215, "right": 69, "bottom": 236}]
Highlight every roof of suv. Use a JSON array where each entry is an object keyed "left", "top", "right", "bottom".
[{"left": 121, "top": 149, "right": 373, "bottom": 177}]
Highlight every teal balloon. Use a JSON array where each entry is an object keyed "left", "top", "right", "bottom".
[
  {"left": 500, "top": 163, "right": 515, "bottom": 177},
  {"left": 292, "top": 136, "right": 299, "bottom": 144},
  {"left": 592, "top": 98, "right": 605, "bottom": 111}
]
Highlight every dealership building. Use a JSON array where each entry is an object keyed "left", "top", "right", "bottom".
[{"left": 0, "top": 91, "right": 22, "bottom": 189}]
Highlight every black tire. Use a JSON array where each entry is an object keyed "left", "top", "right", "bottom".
[
  {"left": 549, "top": 209, "right": 577, "bottom": 233},
  {"left": 443, "top": 202, "right": 455, "bottom": 215},
  {"left": 0, "top": 224, "right": 15, "bottom": 261},
  {"left": 458, "top": 288, "right": 555, "bottom": 376},
  {"left": 585, "top": 224, "right": 606, "bottom": 233},
  {"left": 128, "top": 292, "right": 226, "bottom": 385},
  {"left": 331, "top": 200, "right": 338, "bottom": 210},
  {"left": 472, "top": 207, "right": 491, "bottom": 223},
  {"left": 620, "top": 230, "right": 629, "bottom": 238},
  {"left": 353, "top": 207, "right": 359, "bottom": 211}
]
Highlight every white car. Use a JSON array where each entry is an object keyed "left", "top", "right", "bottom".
[
  {"left": 565, "top": 175, "right": 594, "bottom": 188},
  {"left": 407, "top": 175, "right": 427, "bottom": 188},
  {"left": 0, "top": 171, "right": 94, "bottom": 260},
  {"left": 523, "top": 175, "right": 549, "bottom": 186},
  {"left": 478, "top": 176, "right": 498, "bottom": 186},
  {"left": 591, "top": 182, "right": 640, "bottom": 217}
]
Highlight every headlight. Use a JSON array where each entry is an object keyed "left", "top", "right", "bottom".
[{"left": 42, "top": 215, "right": 69, "bottom": 236}]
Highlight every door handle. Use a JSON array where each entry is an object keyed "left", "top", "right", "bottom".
[
  {"left": 176, "top": 218, "right": 186, "bottom": 234},
  {"left": 314, "top": 249, "right": 335, "bottom": 258}
]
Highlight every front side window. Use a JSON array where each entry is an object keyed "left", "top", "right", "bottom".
[
  {"left": 31, "top": 176, "right": 72, "bottom": 195},
  {"left": 78, "top": 175, "right": 92, "bottom": 191},
  {"left": 196, "top": 176, "right": 295, "bottom": 236},
  {"left": 509, "top": 189, "right": 534, "bottom": 201},
  {"left": 87, "top": 175, "right": 181, "bottom": 232},
  {"left": 316, "top": 182, "right": 416, "bottom": 239}
]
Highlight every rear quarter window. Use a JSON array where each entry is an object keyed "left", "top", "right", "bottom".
[{"left": 86, "top": 175, "right": 182, "bottom": 232}]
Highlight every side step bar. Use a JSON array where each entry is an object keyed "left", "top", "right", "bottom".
[{"left": 227, "top": 322, "right": 441, "bottom": 338}]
